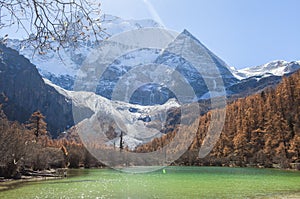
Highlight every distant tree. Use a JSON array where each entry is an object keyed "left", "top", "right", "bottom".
[
  {"left": 60, "top": 145, "right": 69, "bottom": 167},
  {"left": 233, "top": 129, "right": 248, "bottom": 164},
  {"left": 0, "top": 104, "right": 6, "bottom": 119},
  {"left": 119, "top": 131, "right": 124, "bottom": 151},
  {"left": 26, "top": 110, "right": 47, "bottom": 139},
  {"left": 0, "top": 0, "right": 105, "bottom": 53},
  {"left": 289, "top": 134, "right": 300, "bottom": 162}
]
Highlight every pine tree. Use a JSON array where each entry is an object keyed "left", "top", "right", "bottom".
[
  {"left": 26, "top": 110, "right": 47, "bottom": 139},
  {"left": 289, "top": 134, "right": 300, "bottom": 162}
]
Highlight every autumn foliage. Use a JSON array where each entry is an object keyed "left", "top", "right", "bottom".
[
  {"left": 136, "top": 70, "right": 300, "bottom": 168},
  {"left": 0, "top": 109, "right": 99, "bottom": 178}
]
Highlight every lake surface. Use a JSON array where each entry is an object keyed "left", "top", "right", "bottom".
[{"left": 0, "top": 167, "right": 299, "bottom": 198}]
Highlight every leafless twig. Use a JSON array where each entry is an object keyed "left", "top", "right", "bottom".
[{"left": 0, "top": 0, "right": 107, "bottom": 54}]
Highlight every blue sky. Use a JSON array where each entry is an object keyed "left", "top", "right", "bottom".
[{"left": 100, "top": 0, "right": 300, "bottom": 69}]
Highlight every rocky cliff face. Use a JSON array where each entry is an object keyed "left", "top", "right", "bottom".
[{"left": 0, "top": 44, "right": 74, "bottom": 137}]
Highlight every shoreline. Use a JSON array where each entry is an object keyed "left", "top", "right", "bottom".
[
  {"left": 0, "top": 175, "right": 63, "bottom": 191},
  {"left": 0, "top": 168, "right": 68, "bottom": 191}
]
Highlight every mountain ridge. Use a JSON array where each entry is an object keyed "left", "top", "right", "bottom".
[
  {"left": 232, "top": 60, "right": 300, "bottom": 80},
  {"left": 3, "top": 15, "right": 300, "bottom": 104}
]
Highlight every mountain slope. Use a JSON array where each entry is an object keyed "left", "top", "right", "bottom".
[
  {"left": 96, "top": 48, "right": 162, "bottom": 103},
  {"left": 95, "top": 29, "right": 239, "bottom": 105},
  {"left": 136, "top": 69, "right": 300, "bottom": 168},
  {"left": 155, "top": 29, "right": 239, "bottom": 100},
  {"left": 0, "top": 44, "right": 74, "bottom": 137},
  {"left": 44, "top": 78, "right": 180, "bottom": 149},
  {"left": 227, "top": 60, "right": 300, "bottom": 97},
  {"left": 5, "top": 15, "right": 162, "bottom": 91}
]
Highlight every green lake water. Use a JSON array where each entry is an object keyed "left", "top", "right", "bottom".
[{"left": 0, "top": 167, "right": 299, "bottom": 199}]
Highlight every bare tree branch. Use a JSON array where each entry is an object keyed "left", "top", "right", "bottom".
[{"left": 0, "top": 0, "right": 107, "bottom": 54}]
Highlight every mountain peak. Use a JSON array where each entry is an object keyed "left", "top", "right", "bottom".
[
  {"left": 235, "top": 60, "right": 300, "bottom": 79},
  {"left": 179, "top": 29, "right": 204, "bottom": 46},
  {"left": 182, "top": 29, "right": 192, "bottom": 36},
  {"left": 262, "top": 60, "right": 288, "bottom": 68}
]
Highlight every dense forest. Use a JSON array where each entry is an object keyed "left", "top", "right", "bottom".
[{"left": 136, "top": 70, "right": 300, "bottom": 169}]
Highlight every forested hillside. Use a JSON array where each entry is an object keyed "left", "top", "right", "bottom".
[
  {"left": 136, "top": 70, "right": 300, "bottom": 168},
  {"left": 0, "top": 108, "right": 99, "bottom": 179}
]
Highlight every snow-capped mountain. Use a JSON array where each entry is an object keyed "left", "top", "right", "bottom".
[
  {"left": 96, "top": 48, "right": 162, "bottom": 103},
  {"left": 232, "top": 60, "right": 300, "bottom": 80},
  {"left": 5, "top": 14, "right": 162, "bottom": 90},
  {"left": 0, "top": 42, "right": 180, "bottom": 143},
  {"left": 5, "top": 15, "right": 239, "bottom": 103},
  {"left": 91, "top": 28, "right": 239, "bottom": 105},
  {"left": 44, "top": 78, "right": 180, "bottom": 149},
  {"left": 154, "top": 29, "right": 239, "bottom": 101},
  {"left": 100, "top": 14, "right": 162, "bottom": 36},
  {"left": 4, "top": 14, "right": 300, "bottom": 105}
]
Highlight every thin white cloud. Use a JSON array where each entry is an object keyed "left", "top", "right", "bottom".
[{"left": 143, "top": 0, "right": 165, "bottom": 27}]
